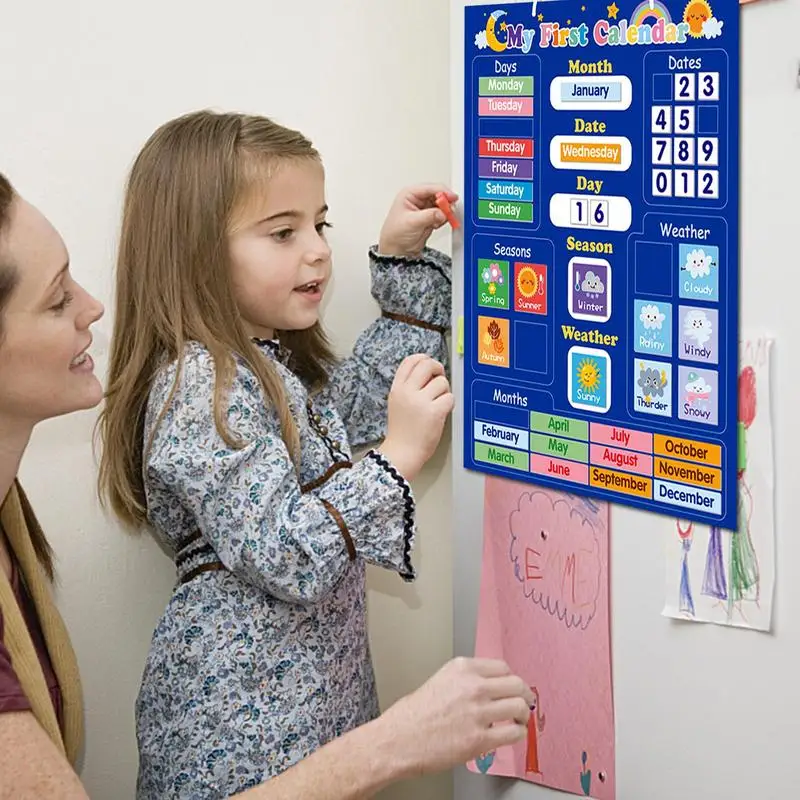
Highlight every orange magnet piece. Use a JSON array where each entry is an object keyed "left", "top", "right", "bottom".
[{"left": 435, "top": 191, "right": 460, "bottom": 229}]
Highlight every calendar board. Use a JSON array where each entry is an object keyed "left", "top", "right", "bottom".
[{"left": 462, "top": 0, "right": 740, "bottom": 529}]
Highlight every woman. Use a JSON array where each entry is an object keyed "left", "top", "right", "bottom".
[{"left": 0, "top": 172, "right": 532, "bottom": 797}]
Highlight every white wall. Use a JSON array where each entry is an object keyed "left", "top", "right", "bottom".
[{"left": 1, "top": 2, "right": 453, "bottom": 797}]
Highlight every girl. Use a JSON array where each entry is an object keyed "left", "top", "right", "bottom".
[{"left": 98, "top": 110, "right": 457, "bottom": 798}]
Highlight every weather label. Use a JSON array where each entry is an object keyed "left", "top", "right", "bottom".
[{"left": 462, "top": 1, "right": 740, "bottom": 529}]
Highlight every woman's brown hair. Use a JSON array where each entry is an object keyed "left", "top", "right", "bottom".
[
  {"left": 0, "top": 173, "right": 55, "bottom": 577},
  {"left": 97, "top": 110, "right": 336, "bottom": 529},
  {"left": 0, "top": 173, "right": 17, "bottom": 328}
]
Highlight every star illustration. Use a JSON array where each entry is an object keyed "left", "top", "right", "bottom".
[
  {"left": 537, "top": 12, "right": 544, "bottom": 21},
  {"left": 581, "top": 4, "right": 586, "bottom": 10},
  {"left": 607, "top": 2, "right": 619, "bottom": 18},
  {"left": 567, "top": 19, "right": 572, "bottom": 24},
  {"left": 500, "top": 20, "right": 507, "bottom": 30}
]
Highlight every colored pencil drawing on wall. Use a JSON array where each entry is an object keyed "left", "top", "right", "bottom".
[
  {"left": 663, "top": 336, "right": 775, "bottom": 631},
  {"left": 470, "top": 477, "right": 615, "bottom": 798}
]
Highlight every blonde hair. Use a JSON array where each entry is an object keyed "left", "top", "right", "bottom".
[{"left": 97, "top": 110, "right": 335, "bottom": 528}]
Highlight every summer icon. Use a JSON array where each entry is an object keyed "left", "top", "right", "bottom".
[
  {"left": 517, "top": 265, "right": 538, "bottom": 298},
  {"left": 514, "top": 262, "right": 547, "bottom": 315}
]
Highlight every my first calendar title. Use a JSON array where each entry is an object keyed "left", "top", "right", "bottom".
[{"left": 475, "top": 2, "right": 725, "bottom": 56}]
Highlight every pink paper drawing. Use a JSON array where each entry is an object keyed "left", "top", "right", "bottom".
[{"left": 469, "top": 478, "right": 615, "bottom": 798}]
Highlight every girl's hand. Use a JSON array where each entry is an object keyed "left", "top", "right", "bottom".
[
  {"left": 378, "top": 353, "right": 454, "bottom": 482},
  {"left": 378, "top": 184, "right": 459, "bottom": 259}
]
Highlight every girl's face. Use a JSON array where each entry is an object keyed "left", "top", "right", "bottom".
[
  {"left": 228, "top": 159, "right": 332, "bottom": 340},
  {"left": 0, "top": 197, "right": 104, "bottom": 425}
]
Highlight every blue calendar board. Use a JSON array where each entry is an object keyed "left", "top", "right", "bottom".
[{"left": 462, "top": 0, "right": 740, "bottom": 529}]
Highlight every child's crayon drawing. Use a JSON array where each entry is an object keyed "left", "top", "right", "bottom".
[
  {"left": 469, "top": 478, "right": 615, "bottom": 798},
  {"left": 663, "top": 336, "right": 775, "bottom": 631}
]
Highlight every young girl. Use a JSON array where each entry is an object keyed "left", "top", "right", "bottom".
[{"left": 98, "top": 110, "right": 456, "bottom": 798}]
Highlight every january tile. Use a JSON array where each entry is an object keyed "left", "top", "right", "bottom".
[
  {"left": 678, "top": 243, "right": 719, "bottom": 302},
  {"left": 678, "top": 366, "right": 718, "bottom": 426},
  {"left": 678, "top": 305, "right": 718, "bottom": 364},
  {"left": 633, "top": 299, "right": 672, "bottom": 357},
  {"left": 634, "top": 358, "right": 672, "bottom": 418}
]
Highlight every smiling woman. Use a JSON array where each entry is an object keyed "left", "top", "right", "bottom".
[{"left": 0, "top": 180, "right": 105, "bottom": 426}]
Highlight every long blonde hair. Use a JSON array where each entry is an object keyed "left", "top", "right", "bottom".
[{"left": 97, "top": 110, "right": 335, "bottom": 528}]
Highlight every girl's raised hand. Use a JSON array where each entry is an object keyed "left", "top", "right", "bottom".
[
  {"left": 378, "top": 184, "right": 459, "bottom": 259},
  {"left": 378, "top": 354, "right": 454, "bottom": 482}
]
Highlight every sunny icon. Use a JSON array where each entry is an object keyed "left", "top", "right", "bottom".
[{"left": 577, "top": 358, "right": 601, "bottom": 392}]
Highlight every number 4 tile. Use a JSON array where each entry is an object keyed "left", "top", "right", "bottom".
[{"left": 651, "top": 106, "right": 671, "bottom": 134}]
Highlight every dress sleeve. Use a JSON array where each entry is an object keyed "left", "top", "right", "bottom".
[
  {"left": 144, "top": 349, "right": 418, "bottom": 607},
  {"left": 317, "top": 246, "right": 452, "bottom": 448}
]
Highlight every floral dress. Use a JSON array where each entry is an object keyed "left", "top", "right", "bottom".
[{"left": 134, "top": 247, "right": 451, "bottom": 799}]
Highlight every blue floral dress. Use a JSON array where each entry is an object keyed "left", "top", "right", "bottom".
[{"left": 134, "top": 247, "right": 451, "bottom": 799}]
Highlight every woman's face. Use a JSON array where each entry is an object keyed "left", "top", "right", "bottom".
[{"left": 0, "top": 196, "right": 104, "bottom": 425}]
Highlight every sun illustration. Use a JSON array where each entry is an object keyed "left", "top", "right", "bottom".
[
  {"left": 683, "top": 0, "right": 712, "bottom": 38},
  {"left": 577, "top": 358, "right": 601, "bottom": 392},
  {"left": 516, "top": 267, "right": 539, "bottom": 298}
]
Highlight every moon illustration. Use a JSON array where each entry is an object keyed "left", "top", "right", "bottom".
[{"left": 486, "top": 10, "right": 507, "bottom": 52}]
